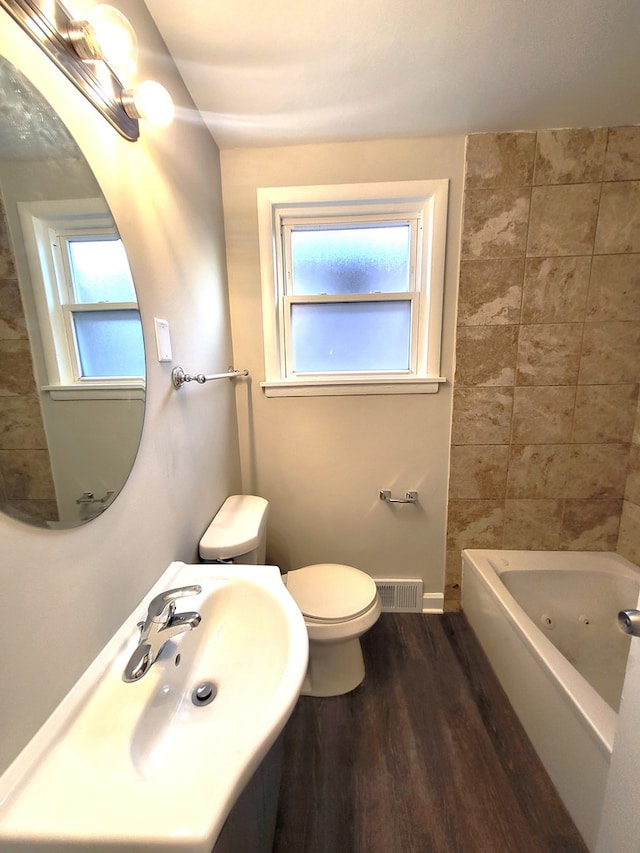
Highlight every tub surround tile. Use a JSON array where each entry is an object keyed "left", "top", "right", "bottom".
[
  {"left": 0, "top": 250, "right": 15, "bottom": 280},
  {"left": 455, "top": 325, "right": 518, "bottom": 386},
  {"left": 445, "top": 549, "right": 463, "bottom": 586},
  {"left": 506, "top": 445, "right": 570, "bottom": 499},
  {"left": 625, "top": 444, "right": 640, "bottom": 504},
  {"left": 0, "top": 280, "right": 28, "bottom": 340},
  {"left": 457, "top": 259, "right": 524, "bottom": 325},
  {"left": 594, "top": 181, "right": 640, "bottom": 253},
  {"left": 566, "top": 444, "right": 629, "bottom": 499},
  {"left": 579, "top": 322, "right": 640, "bottom": 385},
  {"left": 0, "top": 340, "right": 37, "bottom": 396},
  {"left": 444, "top": 550, "right": 462, "bottom": 610},
  {"left": 604, "top": 127, "right": 640, "bottom": 181},
  {"left": 618, "top": 502, "right": 640, "bottom": 564},
  {"left": 560, "top": 500, "right": 622, "bottom": 550},
  {"left": 3, "top": 499, "right": 58, "bottom": 526},
  {"left": 461, "top": 188, "right": 530, "bottom": 259},
  {"left": 527, "top": 184, "right": 600, "bottom": 257},
  {"left": 465, "top": 132, "right": 536, "bottom": 189},
  {"left": 0, "top": 449, "right": 56, "bottom": 500},
  {"left": 446, "top": 500, "right": 504, "bottom": 550},
  {"left": 521, "top": 257, "right": 591, "bottom": 324},
  {"left": 516, "top": 323, "right": 583, "bottom": 386},
  {"left": 450, "top": 125, "right": 640, "bottom": 576},
  {"left": 572, "top": 385, "right": 638, "bottom": 444},
  {"left": 449, "top": 445, "right": 510, "bottom": 499},
  {"left": 0, "top": 215, "right": 16, "bottom": 279},
  {"left": 511, "top": 387, "right": 575, "bottom": 444},
  {"left": 0, "top": 395, "right": 47, "bottom": 448},
  {"left": 451, "top": 388, "right": 514, "bottom": 445},
  {"left": 586, "top": 254, "right": 640, "bottom": 322},
  {"left": 503, "top": 499, "right": 562, "bottom": 549},
  {"left": 534, "top": 128, "right": 607, "bottom": 185}
]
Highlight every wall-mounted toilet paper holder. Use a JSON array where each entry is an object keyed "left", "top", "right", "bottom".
[{"left": 379, "top": 490, "right": 418, "bottom": 504}]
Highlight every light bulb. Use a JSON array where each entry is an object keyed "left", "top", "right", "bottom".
[
  {"left": 90, "top": 5, "right": 137, "bottom": 72},
  {"left": 122, "top": 81, "right": 174, "bottom": 127}
]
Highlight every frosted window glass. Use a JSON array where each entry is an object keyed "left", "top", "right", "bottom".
[
  {"left": 73, "top": 310, "right": 145, "bottom": 377},
  {"left": 290, "top": 225, "right": 410, "bottom": 295},
  {"left": 68, "top": 238, "right": 136, "bottom": 303},
  {"left": 291, "top": 302, "right": 411, "bottom": 373}
]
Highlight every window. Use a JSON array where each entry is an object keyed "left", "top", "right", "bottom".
[
  {"left": 53, "top": 232, "right": 144, "bottom": 380},
  {"left": 257, "top": 180, "right": 449, "bottom": 396},
  {"left": 18, "top": 198, "right": 144, "bottom": 395}
]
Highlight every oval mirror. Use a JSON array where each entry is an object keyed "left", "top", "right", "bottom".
[{"left": 0, "top": 55, "right": 145, "bottom": 528}]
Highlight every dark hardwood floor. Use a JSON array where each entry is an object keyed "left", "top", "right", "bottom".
[{"left": 273, "top": 613, "right": 588, "bottom": 853}]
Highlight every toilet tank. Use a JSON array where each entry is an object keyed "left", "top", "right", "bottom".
[{"left": 199, "top": 495, "right": 269, "bottom": 563}]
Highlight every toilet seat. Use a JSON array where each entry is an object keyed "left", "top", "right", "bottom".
[{"left": 285, "top": 564, "right": 378, "bottom": 623}]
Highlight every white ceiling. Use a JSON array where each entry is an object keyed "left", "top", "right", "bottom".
[{"left": 144, "top": 0, "right": 640, "bottom": 151}]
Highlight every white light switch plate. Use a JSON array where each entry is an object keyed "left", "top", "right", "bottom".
[{"left": 154, "top": 318, "right": 172, "bottom": 362}]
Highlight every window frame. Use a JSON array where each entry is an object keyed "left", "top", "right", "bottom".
[
  {"left": 257, "top": 180, "right": 449, "bottom": 397},
  {"left": 18, "top": 198, "right": 145, "bottom": 397}
]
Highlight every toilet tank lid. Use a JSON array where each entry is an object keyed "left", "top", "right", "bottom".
[{"left": 199, "top": 495, "right": 269, "bottom": 560}]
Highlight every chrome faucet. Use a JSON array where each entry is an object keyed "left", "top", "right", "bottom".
[{"left": 122, "top": 585, "right": 202, "bottom": 682}]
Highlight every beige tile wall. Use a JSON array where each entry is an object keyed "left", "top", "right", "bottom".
[
  {"left": 447, "top": 127, "right": 640, "bottom": 610},
  {"left": 0, "top": 198, "right": 58, "bottom": 525},
  {"left": 619, "top": 399, "right": 640, "bottom": 564}
]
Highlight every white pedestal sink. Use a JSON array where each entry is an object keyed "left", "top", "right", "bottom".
[{"left": 0, "top": 562, "right": 308, "bottom": 852}]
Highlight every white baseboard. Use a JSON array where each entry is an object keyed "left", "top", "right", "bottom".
[{"left": 422, "top": 592, "right": 444, "bottom": 614}]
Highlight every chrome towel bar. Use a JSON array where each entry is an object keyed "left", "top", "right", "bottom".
[{"left": 172, "top": 366, "right": 249, "bottom": 390}]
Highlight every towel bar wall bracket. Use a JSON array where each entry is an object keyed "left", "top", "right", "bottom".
[{"left": 172, "top": 366, "right": 249, "bottom": 390}]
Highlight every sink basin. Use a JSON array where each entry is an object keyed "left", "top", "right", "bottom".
[{"left": 0, "top": 562, "right": 308, "bottom": 851}]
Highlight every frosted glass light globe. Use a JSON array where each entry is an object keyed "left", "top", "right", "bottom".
[{"left": 123, "top": 81, "right": 175, "bottom": 127}]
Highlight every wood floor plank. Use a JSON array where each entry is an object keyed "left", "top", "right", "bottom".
[{"left": 273, "top": 613, "right": 588, "bottom": 853}]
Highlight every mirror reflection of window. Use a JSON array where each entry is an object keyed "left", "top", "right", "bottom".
[
  {"left": 60, "top": 235, "right": 145, "bottom": 379},
  {"left": 18, "top": 199, "right": 146, "bottom": 390},
  {"left": 0, "top": 55, "right": 146, "bottom": 529}
]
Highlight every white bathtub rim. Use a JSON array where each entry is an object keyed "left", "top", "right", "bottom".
[
  {"left": 464, "top": 549, "right": 640, "bottom": 580},
  {"left": 461, "top": 549, "right": 639, "bottom": 758}
]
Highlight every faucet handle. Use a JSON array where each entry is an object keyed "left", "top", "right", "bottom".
[{"left": 146, "top": 584, "right": 202, "bottom": 623}]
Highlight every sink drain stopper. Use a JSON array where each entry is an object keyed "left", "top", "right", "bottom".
[{"left": 191, "top": 681, "right": 217, "bottom": 706}]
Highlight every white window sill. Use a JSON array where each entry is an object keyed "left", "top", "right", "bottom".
[
  {"left": 42, "top": 382, "right": 145, "bottom": 401},
  {"left": 260, "top": 376, "right": 447, "bottom": 397}
]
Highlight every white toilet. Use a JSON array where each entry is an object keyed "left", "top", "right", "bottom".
[{"left": 199, "top": 494, "right": 381, "bottom": 697}]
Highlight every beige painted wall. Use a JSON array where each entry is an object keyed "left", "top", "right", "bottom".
[
  {"left": 0, "top": 2, "right": 241, "bottom": 774},
  {"left": 221, "top": 138, "right": 465, "bottom": 599}
]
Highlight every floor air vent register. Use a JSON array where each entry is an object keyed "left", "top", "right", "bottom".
[{"left": 374, "top": 579, "right": 423, "bottom": 613}]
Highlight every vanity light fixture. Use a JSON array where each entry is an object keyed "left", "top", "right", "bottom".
[
  {"left": 0, "top": 0, "right": 174, "bottom": 140},
  {"left": 121, "top": 80, "right": 175, "bottom": 127}
]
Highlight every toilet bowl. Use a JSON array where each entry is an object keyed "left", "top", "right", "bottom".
[
  {"left": 200, "top": 496, "right": 381, "bottom": 697},
  {"left": 284, "top": 563, "right": 381, "bottom": 696}
]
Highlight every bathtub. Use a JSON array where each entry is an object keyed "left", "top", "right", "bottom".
[{"left": 461, "top": 549, "right": 640, "bottom": 852}]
